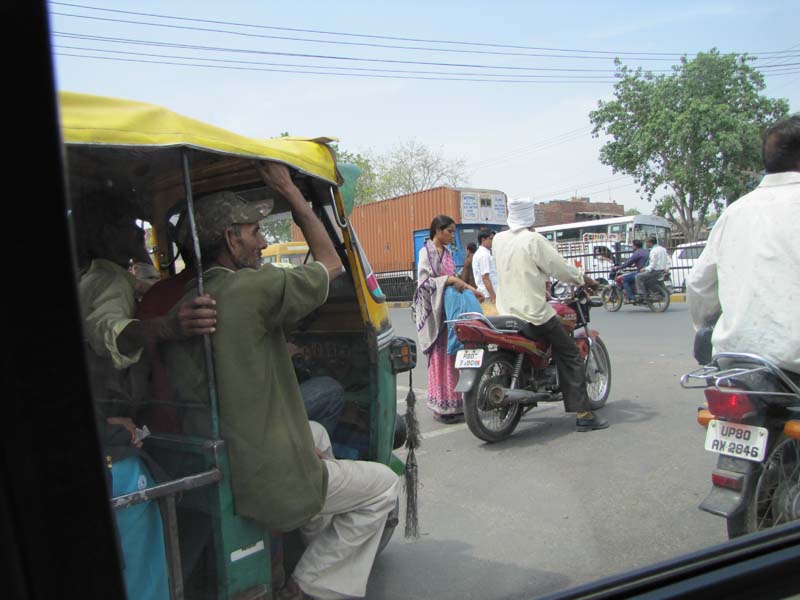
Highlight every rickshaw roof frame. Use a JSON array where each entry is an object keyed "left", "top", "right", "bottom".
[{"left": 60, "top": 91, "right": 344, "bottom": 220}]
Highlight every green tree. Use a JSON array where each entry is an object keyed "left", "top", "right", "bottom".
[
  {"left": 624, "top": 208, "right": 641, "bottom": 216},
  {"left": 373, "top": 139, "right": 467, "bottom": 200},
  {"left": 590, "top": 50, "right": 789, "bottom": 241},
  {"left": 330, "top": 143, "right": 379, "bottom": 206},
  {"left": 260, "top": 218, "right": 292, "bottom": 243}
]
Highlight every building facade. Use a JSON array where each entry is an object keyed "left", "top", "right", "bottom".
[{"left": 535, "top": 196, "right": 624, "bottom": 227}]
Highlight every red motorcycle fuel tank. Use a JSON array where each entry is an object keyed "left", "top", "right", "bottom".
[{"left": 553, "top": 302, "right": 578, "bottom": 332}]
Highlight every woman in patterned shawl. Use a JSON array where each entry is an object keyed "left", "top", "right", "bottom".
[{"left": 414, "top": 215, "right": 483, "bottom": 423}]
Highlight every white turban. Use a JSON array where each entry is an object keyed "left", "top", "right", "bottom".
[{"left": 507, "top": 196, "right": 536, "bottom": 230}]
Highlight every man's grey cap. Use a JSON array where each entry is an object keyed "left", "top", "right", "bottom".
[{"left": 186, "top": 191, "right": 274, "bottom": 244}]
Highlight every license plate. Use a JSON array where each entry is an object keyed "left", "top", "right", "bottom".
[
  {"left": 705, "top": 420, "right": 769, "bottom": 463},
  {"left": 455, "top": 349, "right": 484, "bottom": 369}
]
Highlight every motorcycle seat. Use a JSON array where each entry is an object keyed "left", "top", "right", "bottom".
[{"left": 486, "top": 315, "right": 528, "bottom": 331}]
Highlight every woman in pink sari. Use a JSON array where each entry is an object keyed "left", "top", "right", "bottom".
[{"left": 414, "top": 216, "right": 482, "bottom": 423}]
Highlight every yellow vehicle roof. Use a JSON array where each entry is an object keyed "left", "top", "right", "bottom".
[
  {"left": 59, "top": 91, "right": 341, "bottom": 185},
  {"left": 262, "top": 242, "right": 310, "bottom": 256}
]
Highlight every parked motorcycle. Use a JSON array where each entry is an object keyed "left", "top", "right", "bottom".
[
  {"left": 450, "top": 285, "right": 611, "bottom": 443},
  {"left": 601, "top": 268, "right": 671, "bottom": 313},
  {"left": 681, "top": 328, "right": 800, "bottom": 538}
]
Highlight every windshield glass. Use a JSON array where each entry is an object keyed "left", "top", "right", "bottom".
[{"left": 50, "top": 4, "right": 799, "bottom": 600}]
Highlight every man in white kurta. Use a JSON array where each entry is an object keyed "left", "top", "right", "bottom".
[
  {"left": 493, "top": 197, "right": 609, "bottom": 432},
  {"left": 687, "top": 115, "right": 800, "bottom": 376}
]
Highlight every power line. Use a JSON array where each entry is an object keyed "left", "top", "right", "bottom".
[
  {"left": 52, "top": 45, "right": 619, "bottom": 79},
  {"left": 467, "top": 127, "right": 591, "bottom": 168},
  {"left": 50, "top": 3, "right": 800, "bottom": 59},
  {"left": 530, "top": 176, "right": 634, "bottom": 200},
  {"left": 54, "top": 53, "right": 619, "bottom": 83},
  {"left": 58, "top": 11, "right": 787, "bottom": 64},
  {"left": 470, "top": 131, "right": 595, "bottom": 171},
  {"left": 51, "top": 32, "right": 659, "bottom": 73},
  {"left": 50, "top": 32, "right": 800, "bottom": 80},
  {"left": 48, "top": 12, "right": 666, "bottom": 61}
]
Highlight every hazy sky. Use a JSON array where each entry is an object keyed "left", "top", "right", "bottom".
[{"left": 50, "top": 0, "right": 799, "bottom": 213}]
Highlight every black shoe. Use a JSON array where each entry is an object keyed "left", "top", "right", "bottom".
[{"left": 576, "top": 414, "right": 609, "bottom": 432}]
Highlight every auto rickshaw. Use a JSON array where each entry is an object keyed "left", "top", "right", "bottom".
[
  {"left": 61, "top": 91, "right": 416, "bottom": 599},
  {"left": 260, "top": 242, "right": 313, "bottom": 268}
]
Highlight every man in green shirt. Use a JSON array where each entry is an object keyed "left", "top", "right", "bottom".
[
  {"left": 164, "top": 163, "right": 398, "bottom": 600},
  {"left": 79, "top": 196, "right": 218, "bottom": 433}
]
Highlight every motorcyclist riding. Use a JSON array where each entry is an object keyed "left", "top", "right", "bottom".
[
  {"left": 610, "top": 239, "right": 648, "bottom": 302},
  {"left": 635, "top": 237, "right": 669, "bottom": 301},
  {"left": 687, "top": 114, "right": 800, "bottom": 378},
  {"left": 493, "top": 197, "right": 609, "bottom": 432}
]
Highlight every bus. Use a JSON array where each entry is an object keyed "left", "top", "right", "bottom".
[{"left": 536, "top": 214, "right": 672, "bottom": 247}]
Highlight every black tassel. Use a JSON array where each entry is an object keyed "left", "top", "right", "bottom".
[{"left": 403, "top": 371, "right": 421, "bottom": 538}]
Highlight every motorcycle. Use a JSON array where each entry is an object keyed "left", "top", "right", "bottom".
[
  {"left": 601, "top": 267, "right": 671, "bottom": 313},
  {"left": 450, "top": 285, "right": 611, "bottom": 443},
  {"left": 681, "top": 328, "right": 800, "bottom": 538}
]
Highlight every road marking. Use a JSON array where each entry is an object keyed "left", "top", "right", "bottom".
[
  {"left": 394, "top": 385, "right": 467, "bottom": 439},
  {"left": 396, "top": 385, "right": 428, "bottom": 406},
  {"left": 423, "top": 423, "right": 468, "bottom": 439}
]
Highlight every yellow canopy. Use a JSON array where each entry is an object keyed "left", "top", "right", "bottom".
[{"left": 59, "top": 91, "right": 340, "bottom": 185}]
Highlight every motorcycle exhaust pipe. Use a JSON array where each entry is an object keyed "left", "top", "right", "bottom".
[{"left": 490, "top": 387, "right": 550, "bottom": 405}]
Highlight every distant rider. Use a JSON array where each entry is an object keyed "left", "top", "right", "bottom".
[
  {"left": 635, "top": 236, "right": 669, "bottom": 299},
  {"left": 687, "top": 115, "right": 800, "bottom": 377},
  {"left": 493, "top": 197, "right": 609, "bottom": 432},
  {"left": 612, "top": 239, "right": 648, "bottom": 302}
]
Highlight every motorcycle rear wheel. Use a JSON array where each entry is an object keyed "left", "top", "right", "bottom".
[
  {"left": 646, "top": 283, "right": 671, "bottom": 313},
  {"left": 601, "top": 286, "right": 623, "bottom": 312},
  {"left": 585, "top": 337, "right": 611, "bottom": 410},
  {"left": 463, "top": 353, "right": 523, "bottom": 443},
  {"left": 726, "top": 434, "right": 800, "bottom": 539}
]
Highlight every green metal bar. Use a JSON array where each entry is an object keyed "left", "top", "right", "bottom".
[
  {"left": 181, "top": 150, "right": 221, "bottom": 439},
  {"left": 160, "top": 495, "right": 185, "bottom": 600},
  {"left": 111, "top": 469, "right": 222, "bottom": 510}
]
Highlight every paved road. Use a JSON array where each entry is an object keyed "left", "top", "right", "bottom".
[{"left": 367, "top": 303, "right": 725, "bottom": 600}]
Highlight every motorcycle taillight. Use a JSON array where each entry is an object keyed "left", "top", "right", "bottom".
[{"left": 704, "top": 388, "right": 756, "bottom": 421}]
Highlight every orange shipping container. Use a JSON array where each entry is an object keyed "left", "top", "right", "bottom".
[{"left": 292, "top": 186, "right": 507, "bottom": 273}]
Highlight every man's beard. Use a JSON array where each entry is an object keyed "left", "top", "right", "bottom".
[{"left": 233, "top": 250, "right": 260, "bottom": 270}]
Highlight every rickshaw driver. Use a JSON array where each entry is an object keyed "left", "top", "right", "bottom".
[{"left": 164, "top": 162, "right": 399, "bottom": 600}]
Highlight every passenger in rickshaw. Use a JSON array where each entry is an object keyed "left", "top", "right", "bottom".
[
  {"left": 135, "top": 217, "right": 201, "bottom": 432},
  {"left": 163, "top": 162, "right": 399, "bottom": 600},
  {"left": 137, "top": 214, "right": 345, "bottom": 438},
  {"left": 77, "top": 194, "right": 217, "bottom": 600}
]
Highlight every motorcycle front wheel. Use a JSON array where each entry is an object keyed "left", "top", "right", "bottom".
[
  {"left": 646, "top": 283, "right": 671, "bottom": 313},
  {"left": 601, "top": 286, "right": 623, "bottom": 312},
  {"left": 463, "top": 353, "right": 523, "bottom": 443},
  {"left": 726, "top": 434, "right": 800, "bottom": 539},
  {"left": 585, "top": 337, "right": 611, "bottom": 410}
]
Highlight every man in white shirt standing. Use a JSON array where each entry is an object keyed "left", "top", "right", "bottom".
[
  {"left": 472, "top": 230, "right": 498, "bottom": 304},
  {"left": 635, "top": 237, "right": 670, "bottom": 298},
  {"left": 493, "top": 197, "right": 609, "bottom": 432},
  {"left": 687, "top": 114, "right": 800, "bottom": 376}
]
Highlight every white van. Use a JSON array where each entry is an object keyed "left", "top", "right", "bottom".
[{"left": 671, "top": 241, "right": 706, "bottom": 291}]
